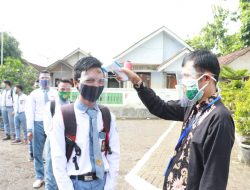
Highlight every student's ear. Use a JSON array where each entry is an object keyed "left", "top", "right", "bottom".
[{"left": 204, "top": 75, "right": 210, "bottom": 81}]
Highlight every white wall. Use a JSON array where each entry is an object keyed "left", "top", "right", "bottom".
[
  {"left": 163, "top": 34, "right": 184, "bottom": 60},
  {"left": 228, "top": 51, "right": 250, "bottom": 73},
  {"left": 117, "top": 33, "right": 164, "bottom": 64},
  {"left": 164, "top": 53, "right": 186, "bottom": 71},
  {"left": 151, "top": 71, "right": 164, "bottom": 88},
  {"left": 163, "top": 53, "right": 188, "bottom": 84},
  {"left": 117, "top": 31, "right": 186, "bottom": 65},
  {"left": 66, "top": 52, "right": 86, "bottom": 67}
]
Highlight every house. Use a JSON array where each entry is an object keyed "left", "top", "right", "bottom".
[
  {"left": 113, "top": 26, "right": 193, "bottom": 89},
  {"left": 46, "top": 48, "right": 90, "bottom": 86},
  {"left": 23, "top": 59, "right": 46, "bottom": 73},
  {"left": 27, "top": 26, "right": 193, "bottom": 89},
  {"left": 218, "top": 46, "right": 250, "bottom": 73}
]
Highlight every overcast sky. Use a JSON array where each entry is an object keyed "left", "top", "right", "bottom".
[{"left": 0, "top": 0, "right": 239, "bottom": 66}]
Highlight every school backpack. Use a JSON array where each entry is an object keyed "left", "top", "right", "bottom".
[{"left": 60, "top": 103, "right": 112, "bottom": 165}]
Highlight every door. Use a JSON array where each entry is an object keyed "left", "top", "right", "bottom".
[{"left": 166, "top": 73, "right": 177, "bottom": 89}]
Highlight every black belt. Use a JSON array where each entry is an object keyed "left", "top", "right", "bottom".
[{"left": 70, "top": 172, "right": 98, "bottom": 181}]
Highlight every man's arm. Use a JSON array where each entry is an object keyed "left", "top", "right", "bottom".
[
  {"left": 104, "top": 113, "right": 120, "bottom": 190},
  {"left": 135, "top": 85, "right": 185, "bottom": 121},
  {"left": 50, "top": 110, "right": 74, "bottom": 190},
  {"left": 199, "top": 113, "right": 235, "bottom": 190}
]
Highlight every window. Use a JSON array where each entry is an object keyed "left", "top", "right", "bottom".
[{"left": 166, "top": 73, "right": 177, "bottom": 89}]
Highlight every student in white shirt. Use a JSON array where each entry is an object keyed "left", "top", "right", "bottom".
[
  {"left": 26, "top": 70, "right": 58, "bottom": 189},
  {"left": 12, "top": 84, "right": 28, "bottom": 144},
  {"left": 1, "top": 80, "right": 15, "bottom": 140},
  {"left": 50, "top": 56, "right": 120, "bottom": 190},
  {"left": 27, "top": 79, "right": 40, "bottom": 162},
  {"left": 43, "top": 79, "right": 72, "bottom": 190}
]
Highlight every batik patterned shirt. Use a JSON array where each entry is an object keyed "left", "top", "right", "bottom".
[{"left": 135, "top": 85, "right": 235, "bottom": 190}]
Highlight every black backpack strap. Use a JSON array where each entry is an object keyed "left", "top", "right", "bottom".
[
  {"left": 61, "top": 103, "right": 77, "bottom": 161},
  {"left": 98, "top": 105, "right": 112, "bottom": 155},
  {"left": 50, "top": 100, "right": 56, "bottom": 117}
]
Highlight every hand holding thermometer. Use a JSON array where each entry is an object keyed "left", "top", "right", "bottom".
[{"left": 102, "top": 61, "right": 129, "bottom": 81}]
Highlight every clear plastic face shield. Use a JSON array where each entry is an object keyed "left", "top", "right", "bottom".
[
  {"left": 78, "top": 71, "right": 107, "bottom": 87},
  {"left": 177, "top": 70, "right": 217, "bottom": 107},
  {"left": 78, "top": 69, "right": 107, "bottom": 102}
]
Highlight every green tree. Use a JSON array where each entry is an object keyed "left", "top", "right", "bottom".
[
  {"left": 186, "top": 5, "right": 244, "bottom": 55},
  {"left": 0, "top": 57, "right": 38, "bottom": 94},
  {"left": 0, "top": 32, "right": 22, "bottom": 63},
  {"left": 240, "top": 0, "right": 250, "bottom": 47}
]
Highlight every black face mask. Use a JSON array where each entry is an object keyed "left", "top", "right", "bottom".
[{"left": 79, "top": 84, "right": 104, "bottom": 102}]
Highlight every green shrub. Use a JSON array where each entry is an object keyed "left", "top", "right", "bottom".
[
  {"left": 234, "top": 79, "right": 250, "bottom": 136},
  {"left": 219, "top": 80, "right": 244, "bottom": 113}
]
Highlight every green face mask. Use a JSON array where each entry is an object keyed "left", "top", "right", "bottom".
[
  {"left": 58, "top": 91, "right": 71, "bottom": 101},
  {"left": 182, "top": 74, "right": 217, "bottom": 101},
  {"left": 185, "top": 86, "right": 200, "bottom": 100}
]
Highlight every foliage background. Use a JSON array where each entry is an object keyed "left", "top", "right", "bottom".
[
  {"left": 0, "top": 57, "right": 38, "bottom": 94},
  {"left": 219, "top": 66, "right": 250, "bottom": 137}
]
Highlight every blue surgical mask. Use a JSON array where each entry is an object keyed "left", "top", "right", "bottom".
[{"left": 39, "top": 79, "right": 49, "bottom": 89}]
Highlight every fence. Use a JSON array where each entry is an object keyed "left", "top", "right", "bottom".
[{"left": 69, "top": 87, "right": 181, "bottom": 108}]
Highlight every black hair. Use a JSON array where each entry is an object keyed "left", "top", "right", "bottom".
[
  {"left": 15, "top": 84, "right": 23, "bottom": 91},
  {"left": 3, "top": 80, "right": 11, "bottom": 87},
  {"left": 182, "top": 50, "right": 220, "bottom": 81},
  {"left": 58, "top": 79, "right": 73, "bottom": 86},
  {"left": 73, "top": 56, "right": 103, "bottom": 80}
]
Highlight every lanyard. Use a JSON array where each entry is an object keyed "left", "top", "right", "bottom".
[{"left": 165, "top": 96, "right": 221, "bottom": 175}]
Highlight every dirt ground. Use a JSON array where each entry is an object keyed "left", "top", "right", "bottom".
[
  {"left": 1, "top": 119, "right": 250, "bottom": 190},
  {"left": 0, "top": 119, "right": 169, "bottom": 190}
]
